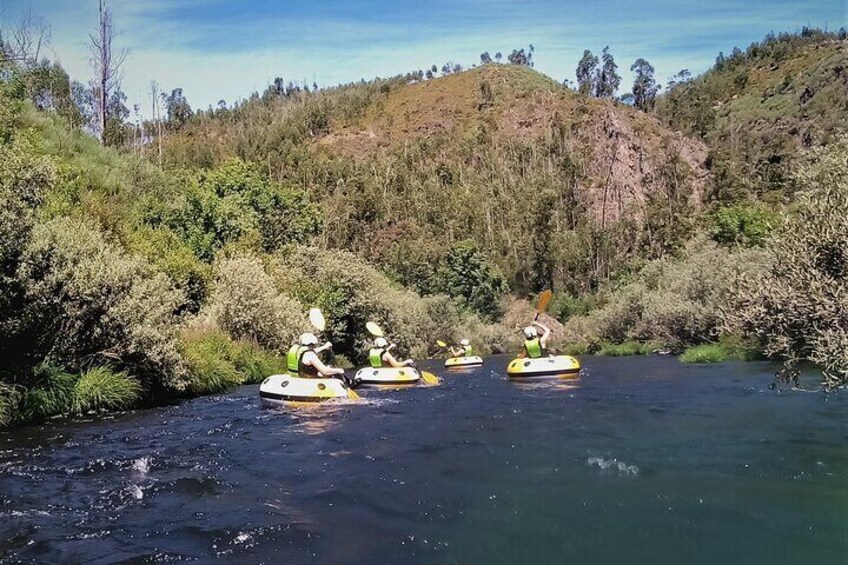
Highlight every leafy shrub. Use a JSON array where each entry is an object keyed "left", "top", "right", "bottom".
[
  {"left": 210, "top": 255, "right": 305, "bottom": 350},
  {"left": 710, "top": 203, "right": 778, "bottom": 247},
  {"left": 566, "top": 237, "right": 771, "bottom": 348},
  {"left": 17, "top": 217, "right": 187, "bottom": 389},
  {"left": 168, "top": 180, "right": 259, "bottom": 262},
  {"left": 167, "top": 160, "right": 321, "bottom": 260},
  {"left": 727, "top": 138, "right": 848, "bottom": 388},
  {"left": 438, "top": 239, "right": 508, "bottom": 320},
  {"left": 71, "top": 367, "right": 141, "bottom": 414},
  {"left": 550, "top": 292, "right": 597, "bottom": 322},
  {"left": 0, "top": 382, "right": 23, "bottom": 428},
  {"left": 125, "top": 225, "right": 211, "bottom": 314}
]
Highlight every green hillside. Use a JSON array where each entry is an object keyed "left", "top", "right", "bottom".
[
  {"left": 164, "top": 64, "right": 709, "bottom": 294},
  {"left": 657, "top": 29, "right": 848, "bottom": 201}
]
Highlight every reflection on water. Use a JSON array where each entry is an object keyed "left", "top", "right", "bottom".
[{"left": 0, "top": 356, "right": 845, "bottom": 564}]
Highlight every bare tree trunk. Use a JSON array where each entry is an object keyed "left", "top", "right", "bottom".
[
  {"left": 150, "top": 81, "right": 163, "bottom": 167},
  {"left": 89, "top": 0, "right": 126, "bottom": 145}
]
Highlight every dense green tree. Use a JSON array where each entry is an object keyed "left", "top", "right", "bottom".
[
  {"left": 439, "top": 240, "right": 507, "bottom": 320},
  {"left": 630, "top": 58, "right": 660, "bottom": 111},
  {"left": 595, "top": 46, "right": 620, "bottom": 98},
  {"left": 480, "top": 51, "right": 492, "bottom": 64},
  {"left": 575, "top": 49, "right": 598, "bottom": 96},
  {"left": 507, "top": 45, "right": 534, "bottom": 66},
  {"left": 164, "top": 87, "right": 192, "bottom": 130}
]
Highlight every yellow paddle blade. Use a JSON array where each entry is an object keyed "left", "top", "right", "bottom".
[
  {"left": 347, "top": 388, "right": 360, "bottom": 401},
  {"left": 365, "top": 321, "right": 384, "bottom": 337},
  {"left": 309, "top": 308, "right": 326, "bottom": 331},
  {"left": 436, "top": 339, "right": 448, "bottom": 348},
  {"left": 421, "top": 371, "right": 440, "bottom": 386},
  {"left": 535, "top": 289, "right": 553, "bottom": 317}
]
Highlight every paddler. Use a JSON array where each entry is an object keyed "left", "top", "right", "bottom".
[
  {"left": 450, "top": 339, "right": 473, "bottom": 357},
  {"left": 287, "top": 333, "right": 345, "bottom": 378},
  {"left": 369, "top": 337, "right": 415, "bottom": 368},
  {"left": 522, "top": 322, "right": 551, "bottom": 358}
]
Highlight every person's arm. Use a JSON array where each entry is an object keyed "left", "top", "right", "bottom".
[
  {"left": 534, "top": 321, "right": 552, "bottom": 348},
  {"left": 384, "top": 351, "right": 414, "bottom": 368},
  {"left": 303, "top": 351, "right": 344, "bottom": 376},
  {"left": 450, "top": 346, "right": 463, "bottom": 357},
  {"left": 314, "top": 341, "right": 333, "bottom": 354}
]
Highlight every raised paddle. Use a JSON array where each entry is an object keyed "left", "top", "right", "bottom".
[
  {"left": 365, "top": 321, "right": 384, "bottom": 337},
  {"left": 534, "top": 289, "right": 553, "bottom": 321},
  {"left": 309, "top": 307, "right": 326, "bottom": 332}
]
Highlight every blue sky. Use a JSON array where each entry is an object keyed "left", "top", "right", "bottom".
[{"left": 1, "top": 0, "right": 845, "bottom": 117}]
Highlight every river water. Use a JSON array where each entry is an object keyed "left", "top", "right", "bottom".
[{"left": 1, "top": 356, "right": 845, "bottom": 564}]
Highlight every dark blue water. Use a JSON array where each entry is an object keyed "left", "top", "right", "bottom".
[{"left": 1, "top": 356, "right": 845, "bottom": 564}]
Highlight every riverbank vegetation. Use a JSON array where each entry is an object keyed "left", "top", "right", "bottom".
[{"left": 0, "top": 23, "right": 846, "bottom": 428}]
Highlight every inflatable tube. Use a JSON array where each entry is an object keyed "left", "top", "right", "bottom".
[
  {"left": 259, "top": 373, "right": 355, "bottom": 407},
  {"left": 506, "top": 355, "right": 581, "bottom": 379},
  {"left": 444, "top": 356, "right": 483, "bottom": 368},
  {"left": 353, "top": 366, "right": 421, "bottom": 386}
]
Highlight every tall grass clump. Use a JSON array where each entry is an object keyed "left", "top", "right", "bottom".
[
  {"left": 180, "top": 328, "right": 286, "bottom": 394},
  {"left": 679, "top": 335, "right": 762, "bottom": 364},
  {"left": 0, "top": 383, "right": 23, "bottom": 428},
  {"left": 71, "top": 367, "right": 142, "bottom": 414},
  {"left": 181, "top": 330, "right": 244, "bottom": 395},
  {"left": 19, "top": 363, "right": 77, "bottom": 421}
]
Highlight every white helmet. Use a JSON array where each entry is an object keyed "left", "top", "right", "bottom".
[
  {"left": 523, "top": 326, "right": 537, "bottom": 339},
  {"left": 374, "top": 337, "right": 388, "bottom": 348},
  {"left": 300, "top": 332, "right": 318, "bottom": 346},
  {"left": 460, "top": 339, "right": 470, "bottom": 346}
]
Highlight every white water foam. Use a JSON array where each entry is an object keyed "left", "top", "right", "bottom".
[
  {"left": 587, "top": 456, "right": 639, "bottom": 476},
  {"left": 130, "top": 456, "right": 151, "bottom": 477}
]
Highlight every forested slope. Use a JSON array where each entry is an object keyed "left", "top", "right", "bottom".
[{"left": 163, "top": 64, "right": 709, "bottom": 294}]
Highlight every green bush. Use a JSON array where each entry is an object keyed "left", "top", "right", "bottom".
[
  {"left": 438, "top": 239, "right": 508, "bottom": 320},
  {"left": 17, "top": 217, "right": 187, "bottom": 389},
  {"left": 727, "top": 138, "right": 848, "bottom": 389},
  {"left": 550, "top": 292, "right": 597, "bottom": 322},
  {"left": 71, "top": 367, "right": 141, "bottom": 414},
  {"left": 167, "top": 160, "right": 321, "bottom": 261},
  {"left": 710, "top": 203, "right": 778, "bottom": 247},
  {"left": 0, "top": 382, "right": 23, "bottom": 428},
  {"left": 210, "top": 255, "right": 305, "bottom": 350},
  {"left": 566, "top": 237, "right": 771, "bottom": 348},
  {"left": 125, "top": 225, "right": 211, "bottom": 314}
]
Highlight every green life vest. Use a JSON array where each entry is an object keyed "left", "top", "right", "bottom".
[
  {"left": 463, "top": 345, "right": 473, "bottom": 356},
  {"left": 524, "top": 338, "right": 543, "bottom": 359},
  {"left": 287, "top": 344, "right": 308, "bottom": 373},
  {"left": 368, "top": 348, "right": 385, "bottom": 368}
]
